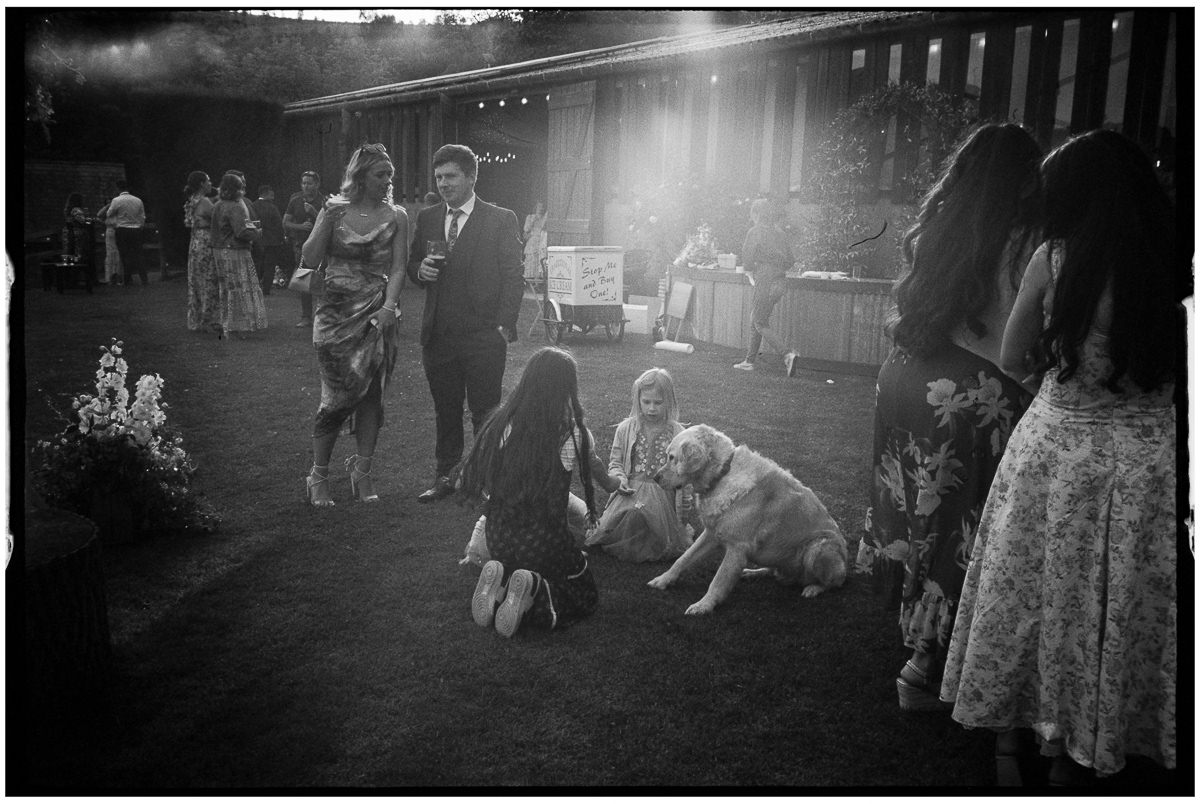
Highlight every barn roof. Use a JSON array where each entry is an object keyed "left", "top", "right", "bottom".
[{"left": 284, "top": 10, "right": 933, "bottom": 116}]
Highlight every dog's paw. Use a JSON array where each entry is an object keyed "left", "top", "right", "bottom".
[
  {"left": 801, "top": 584, "right": 826, "bottom": 598},
  {"left": 647, "top": 574, "right": 673, "bottom": 590},
  {"left": 684, "top": 599, "right": 715, "bottom": 615}
]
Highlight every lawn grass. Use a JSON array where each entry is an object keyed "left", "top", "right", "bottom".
[{"left": 16, "top": 274, "right": 1001, "bottom": 790}]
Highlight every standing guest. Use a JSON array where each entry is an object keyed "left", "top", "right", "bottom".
[
  {"left": 522, "top": 199, "right": 547, "bottom": 280},
  {"left": 250, "top": 184, "right": 286, "bottom": 296},
  {"left": 407, "top": 143, "right": 524, "bottom": 503},
  {"left": 855, "top": 124, "right": 1042, "bottom": 711},
  {"left": 106, "top": 179, "right": 147, "bottom": 286},
  {"left": 301, "top": 143, "right": 408, "bottom": 507},
  {"left": 94, "top": 196, "right": 123, "bottom": 285},
  {"left": 459, "top": 347, "right": 617, "bottom": 638},
  {"left": 62, "top": 193, "right": 91, "bottom": 262},
  {"left": 732, "top": 198, "right": 802, "bottom": 376},
  {"left": 284, "top": 170, "right": 326, "bottom": 328},
  {"left": 211, "top": 173, "right": 267, "bottom": 339},
  {"left": 941, "top": 130, "right": 1179, "bottom": 784},
  {"left": 183, "top": 171, "right": 219, "bottom": 332}
]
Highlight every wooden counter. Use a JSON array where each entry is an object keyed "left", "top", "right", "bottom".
[{"left": 673, "top": 266, "right": 894, "bottom": 369}]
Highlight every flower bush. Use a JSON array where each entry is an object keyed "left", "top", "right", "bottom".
[{"left": 32, "top": 339, "right": 220, "bottom": 541}]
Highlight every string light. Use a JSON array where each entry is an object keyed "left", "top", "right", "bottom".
[
  {"left": 498, "top": 99, "right": 505, "bottom": 107},
  {"left": 521, "top": 97, "right": 528, "bottom": 104}
]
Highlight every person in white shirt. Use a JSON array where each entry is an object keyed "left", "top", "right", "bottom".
[{"left": 106, "top": 179, "right": 147, "bottom": 286}]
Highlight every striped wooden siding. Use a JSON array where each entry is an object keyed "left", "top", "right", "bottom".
[{"left": 680, "top": 268, "right": 893, "bottom": 366}]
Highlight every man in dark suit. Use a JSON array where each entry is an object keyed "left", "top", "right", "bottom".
[{"left": 407, "top": 143, "right": 524, "bottom": 502}]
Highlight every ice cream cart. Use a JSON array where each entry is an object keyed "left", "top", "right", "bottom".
[{"left": 539, "top": 246, "right": 626, "bottom": 343}]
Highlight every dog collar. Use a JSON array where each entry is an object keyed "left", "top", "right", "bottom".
[{"left": 697, "top": 454, "right": 734, "bottom": 494}]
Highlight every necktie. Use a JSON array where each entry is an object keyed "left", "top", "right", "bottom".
[{"left": 448, "top": 209, "right": 462, "bottom": 251}]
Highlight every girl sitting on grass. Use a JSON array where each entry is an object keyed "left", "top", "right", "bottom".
[
  {"left": 585, "top": 367, "right": 695, "bottom": 562},
  {"left": 458, "top": 346, "right": 621, "bottom": 638}
]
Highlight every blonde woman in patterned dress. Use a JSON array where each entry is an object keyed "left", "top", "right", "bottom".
[
  {"left": 301, "top": 144, "right": 408, "bottom": 507},
  {"left": 940, "top": 130, "right": 1179, "bottom": 785},
  {"left": 211, "top": 173, "right": 267, "bottom": 339},
  {"left": 183, "top": 171, "right": 219, "bottom": 332}
]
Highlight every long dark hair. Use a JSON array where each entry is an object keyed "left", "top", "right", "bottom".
[
  {"left": 892, "top": 123, "right": 1043, "bottom": 356},
  {"left": 457, "top": 347, "right": 598, "bottom": 522},
  {"left": 1037, "top": 129, "right": 1178, "bottom": 392},
  {"left": 184, "top": 170, "right": 209, "bottom": 196}
]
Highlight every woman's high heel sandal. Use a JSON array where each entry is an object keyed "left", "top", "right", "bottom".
[
  {"left": 306, "top": 464, "right": 335, "bottom": 507},
  {"left": 346, "top": 454, "right": 379, "bottom": 503},
  {"left": 896, "top": 659, "right": 952, "bottom": 712}
]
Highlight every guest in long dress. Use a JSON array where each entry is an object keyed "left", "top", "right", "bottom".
[
  {"left": 940, "top": 130, "right": 1179, "bottom": 785},
  {"left": 183, "top": 171, "right": 220, "bottom": 332},
  {"left": 211, "top": 173, "right": 268, "bottom": 339},
  {"left": 94, "top": 197, "right": 123, "bottom": 285},
  {"left": 301, "top": 143, "right": 408, "bottom": 507},
  {"left": 854, "top": 124, "right": 1042, "bottom": 712},
  {"left": 522, "top": 199, "right": 547, "bottom": 280}
]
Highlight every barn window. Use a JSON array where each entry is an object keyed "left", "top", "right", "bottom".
[
  {"left": 789, "top": 56, "right": 811, "bottom": 193},
  {"left": 760, "top": 58, "right": 781, "bottom": 192},
  {"left": 1157, "top": 12, "right": 1177, "bottom": 143},
  {"left": 887, "top": 43, "right": 902, "bottom": 85},
  {"left": 926, "top": 38, "right": 942, "bottom": 85},
  {"left": 966, "top": 33, "right": 985, "bottom": 99},
  {"left": 1010, "top": 25, "right": 1033, "bottom": 124},
  {"left": 1053, "top": 18, "right": 1081, "bottom": 144},
  {"left": 880, "top": 44, "right": 902, "bottom": 191},
  {"left": 1103, "top": 12, "right": 1134, "bottom": 130}
]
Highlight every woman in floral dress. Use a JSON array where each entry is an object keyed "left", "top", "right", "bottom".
[
  {"left": 856, "top": 124, "right": 1042, "bottom": 711},
  {"left": 183, "top": 171, "right": 219, "bottom": 332},
  {"left": 940, "top": 130, "right": 1179, "bottom": 784}
]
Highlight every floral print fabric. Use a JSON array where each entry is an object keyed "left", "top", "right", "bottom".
[
  {"left": 187, "top": 227, "right": 219, "bottom": 331},
  {"left": 940, "top": 301, "right": 1176, "bottom": 776},
  {"left": 312, "top": 217, "right": 401, "bottom": 437},
  {"left": 213, "top": 248, "right": 267, "bottom": 334},
  {"left": 856, "top": 344, "right": 1029, "bottom": 677},
  {"left": 589, "top": 426, "right": 690, "bottom": 563}
]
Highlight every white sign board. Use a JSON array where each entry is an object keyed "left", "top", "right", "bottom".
[{"left": 546, "top": 247, "right": 624, "bottom": 307}]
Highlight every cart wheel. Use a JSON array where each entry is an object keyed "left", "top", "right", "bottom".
[
  {"left": 541, "top": 301, "right": 561, "bottom": 344},
  {"left": 605, "top": 320, "right": 625, "bottom": 342}
]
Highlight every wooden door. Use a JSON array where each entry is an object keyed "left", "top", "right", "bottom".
[{"left": 546, "top": 81, "right": 596, "bottom": 247}]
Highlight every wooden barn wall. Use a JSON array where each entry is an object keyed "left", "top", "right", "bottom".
[
  {"left": 592, "top": 9, "right": 1176, "bottom": 206},
  {"left": 280, "top": 8, "right": 1177, "bottom": 238}
]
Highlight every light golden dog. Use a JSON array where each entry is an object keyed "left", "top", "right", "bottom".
[{"left": 648, "top": 424, "right": 847, "bottom": 615}]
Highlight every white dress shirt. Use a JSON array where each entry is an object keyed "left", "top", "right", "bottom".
[{"left": 444, "top": 193, "right": 477, "bottom": 240}]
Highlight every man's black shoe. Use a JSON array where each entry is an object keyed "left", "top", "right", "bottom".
[{"left": 417, "top": 476, "right": 454, "bottom": 503}]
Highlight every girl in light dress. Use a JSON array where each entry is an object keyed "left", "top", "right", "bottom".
[
  {"left": 939, "top": 130, "right": 1179, "bottom": 785},
  {"left": 585, "top": 368, "right": 694, "bottom": 563}
]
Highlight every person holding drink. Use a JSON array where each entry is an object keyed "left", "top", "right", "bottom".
[
  {"left": 407, "top": 143, "right": 525, "bottom": 503},
  {"left": 211, "top": 172, "right": 267, "bottom": 339}
]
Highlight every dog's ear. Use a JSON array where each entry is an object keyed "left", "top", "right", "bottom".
[{"left": 680, "top": 438, "right": 706, "bottom": 473}]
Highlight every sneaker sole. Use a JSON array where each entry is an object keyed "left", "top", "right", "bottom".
[
  {"left": 495, "top": 570, "right": 535, "bottom": 638},
  {"left": 471, "top": 561, "right": 505, "bottom": 627}
]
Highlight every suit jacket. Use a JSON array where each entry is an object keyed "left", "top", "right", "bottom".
[{"left": 406, "top": 197, "right": 524, "bottom": 347}]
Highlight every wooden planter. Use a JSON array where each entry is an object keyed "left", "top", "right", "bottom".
[{"left": 674, "top": 266, "right": 894, "bottom": 372}]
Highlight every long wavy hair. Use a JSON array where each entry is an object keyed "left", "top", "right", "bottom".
[
  {"left": 339, "top": 143, "right": 394, "bottom": 205},
  {"left": 183, "top": 170, "right": 209, "bottom": 197},
  {"left": 457, "top": 347, "right": 599, "bottom": 523},
  {"left": 892, "top": 123, "right": 1043, "bottom": 357},
  {"left": 217, "top": 172, "right": 244, "bottom": 201},
  {"left": 1036, "top": 129, "right": 1178, "bottom": 392}
]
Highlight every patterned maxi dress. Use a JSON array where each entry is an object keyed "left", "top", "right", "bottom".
[
  {"left": 212, "top": 198, "right": 268, "bottom": 334},
  {"left": 484, "top": 425, "right": 599, "bottom": 631},
  {"left": 587, "top": 421, "right": 692, "bottom": 562},
  {"left": 312, "top": 216, "right": 402, "bottom": 437},
  {"left": 940, "top": 250, "right": 1176, "bottom": 777},
  {"left": 856, "top": 343, "right": 1029, "bottom": 677},
  {"left": 185, "top": 193, "right": 219, "bottom": 331}
]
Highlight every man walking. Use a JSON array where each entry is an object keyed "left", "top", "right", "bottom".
[
  {"left": 283, "top": 170, "right": 326, "bottom": 327},
  {"left": 108, "top": 179, "right": 147, "bottom": 286},
  {"left": 251, "top": 184, "right": 286, "bottom": 296},
  {"left": 407, "top": 144, "right": 524, "bottom": 502}
]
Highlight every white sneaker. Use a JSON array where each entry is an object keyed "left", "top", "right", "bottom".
[
  {"left": 494, "top": 569, "right": 537, "bottom": 638},
  {"left": 785, "top": 351, "right": 799, "bottom": 378},
  {"left": 733, "top": 360, "right": 755, "bottom": 371},
  {"left": 471, "top": 560, "right": 506, "bottom": 627}
]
